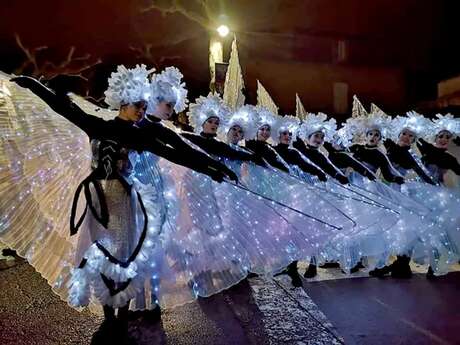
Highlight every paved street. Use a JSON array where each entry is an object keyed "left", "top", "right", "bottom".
[{"left": 1, "top": 258, "right": 459, "bottom": 345}]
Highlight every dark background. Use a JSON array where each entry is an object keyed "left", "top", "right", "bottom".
[{"left": 1, "top": 0, "right": 459, "bottom": 117}]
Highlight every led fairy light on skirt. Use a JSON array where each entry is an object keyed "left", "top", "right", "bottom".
[{"left": 187, "top": 92, "right": 230, "bottom": 133}]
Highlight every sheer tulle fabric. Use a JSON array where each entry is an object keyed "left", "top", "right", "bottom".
[
  {"left": 131, "top": 152, "right": 347, "bottom": 308},
  {"left": 0, "top": 77, "right": 346, "bottom": 311},
  {"left": 223, "top": 157, "right": 402, "bottom": 271},
  {"left": 392, "top": 177, "right": 460, "bottom": 274},
  {"left": 348, "top": 172, "right": 459, "bottom": 273}
]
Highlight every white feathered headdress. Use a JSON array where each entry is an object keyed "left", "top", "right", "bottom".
[
  {"left": 272, "top": 115, "right": 300, "bottom": 144},
  {"left": 104, "top": 64, "right": 151, "bottom": 110},
  {"left": 431, "top": 113, "right": 460, "bottom": 137},
  {"left": 388, "top": 111, "right": 432, "bottom": 141},
  {"left": 342, "top": 112, "right": 391, "bottom": 142},
  {"left": 298, "top": 113, "right": 337, "bottom": 142},
  {"left": 219, "top": 104, "right": 259, "bottom": 140},
  {"left": 255, "top": 106, "right": 277, "bottom": 130},
  {"left": 147, "top": 66, "right": 188, "bottom": 115},
  {"left": 187, "top": 92, "right": 230, "bottom": 133},
  {"left": 333, "top": 124, "right": 355, "bottom": 148}
]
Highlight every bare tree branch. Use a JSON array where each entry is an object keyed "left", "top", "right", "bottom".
[
  {"left": 13, "top": 34, "right": 101, "bottom": 81},
  {"left": 141, "top": 0, "right": 213, "bottom": 29}
]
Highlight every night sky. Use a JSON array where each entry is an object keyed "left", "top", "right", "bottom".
[{"left": 1, "top": 0, "right": 459, "bottom": 115}]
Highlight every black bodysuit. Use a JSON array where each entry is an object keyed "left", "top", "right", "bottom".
[
  {"left": 322, "top": 142, "right": 377, "bottom": 181},
  {"left": 181, "top": 132, "right": 259, "bottom": 164},
  {"left": 245, "top": 139, "right": 290, "bottom": 173},
  {"left": 416, "top": 138, "right": 460, "bottom": 183},
  {"left": 348, "top": 144, "right": 404, "bottom": 184}
]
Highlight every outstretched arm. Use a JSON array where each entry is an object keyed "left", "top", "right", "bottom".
[
  {"left": 406, "top": 153, "right": 436, "bottom": 184},
  {"left": 292, "top": 150, "right": 327, "bottom": 181},
  {"left": 378, "top": 153, "right": 404, "bottom": 184},
  {"left": 416, "top": 138, "right": 435, "bottom": 155},
  {"left": 136, "top": 127, "right": 238, "bottom": 182},
  {"left": 11, "top": 76, "right": 104, "bottom": 138},
  {"left": 343, "top": 153, "right": 377, "bottom": 181}
]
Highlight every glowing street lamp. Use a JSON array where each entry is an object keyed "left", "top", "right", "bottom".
[{"left": 217, "top": 24, "right": 230, "bottom": 38}]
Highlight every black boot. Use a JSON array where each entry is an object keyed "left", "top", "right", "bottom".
[
  {"left": 426, "top": 266, "right": 437, "bottom": 280},
  {"left": 369, "top": 265, "right": 391, "bottom": 278},
  {"left": 319, "top": 261, "right": 340, "bottom": 269},
  {"left": 103, "top": 305, "right": 116, "bottom": 322},
  {"left": 287, "top": 261, "right": 303, "bottom": 287},
  {"left": 350, "top": 261, "right": 365, "bottom": 274},
  {"left": 391, "top": 255, "right": 412, "bottom": 278},
  {"left": 1, "top": 248, "right": 17, "bottom": 257},
  {"left": 116, "top": 305, "right": 131, "bottom": 344},
  {"left": 145, "top": 294, "right": 162, "bottom": 322},
  {"left": 304, "top": 263, "right": 317, "bottom": 278},
  {"left": 247, "top": 272, "right": 258, "bottom": 278},
  {"left": 91, "top": 305, "right": 117, "bottom": 344}
]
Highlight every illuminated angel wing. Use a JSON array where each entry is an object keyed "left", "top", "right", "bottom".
[{"left": 0, "top": 73, "right": 92, "bottom": 305}]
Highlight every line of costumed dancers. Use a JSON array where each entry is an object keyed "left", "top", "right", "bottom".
[{"left": 1, "top": 65, "right": 460, "bottom": 331}]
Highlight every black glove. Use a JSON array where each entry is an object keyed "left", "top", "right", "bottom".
[
  {"left": 11, "top": 75, "right": 40, "bottom": 89},
  {"left": 208, "top": 162, "right": 238, "bottom": 183},
  {"left": 383, "top": 138, "right": 392, "bottom": 147},
  {"left": 394, "top": 176, "right": 404, "bottom": 185},
  {"left": 222, "top": 168, "right": 238, "bottom": 183},
  {"left": 365, "top": 171, "right": 377, "bottom": 181},
  {"left": 46, "top": 74, "right": 86, "bottom": 96},
  {"left": 336, "top": 173, "right": 349, "bottom": 185},
  {"left": 210, "top": 170, "right": 225, "bottom": 183},
  {"left": 318, "top": 172, "right": 328, "bottom": 182}
]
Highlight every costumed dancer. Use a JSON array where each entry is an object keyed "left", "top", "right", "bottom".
[
  {"left": 243, "top": 108, "right": 401, "bottom": 278},
  {"left": 2, "top": 67, "right": 237, "bottom": 329},
  {"left": 416, "top": 113, "right": 460, "bottom": 186},
  {"left": 289, "top": 113, "right": 400, "bottom": 276},
  {"left": 340, "top": 112, "right": 458, "bottom": 278},
  {"left": 180, "top": 96, "right": 356, "bottom": 287},
  {"left": 383, "top": 112, "right": 460, "bottom": 277}
]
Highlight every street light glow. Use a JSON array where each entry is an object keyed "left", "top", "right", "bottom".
[{"left": 217, "top": 25, "right": 230, "bottom": 37}]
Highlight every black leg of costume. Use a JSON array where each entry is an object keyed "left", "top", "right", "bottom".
[
  {"left": 350, "top": 260, "right": 365, "bottom": 274},
  {"left": 391, "top": 255, "right": 412, "bottom": 278},
  {"left": 369, "top": 264, "right": 391, "bottom": 278},
  {"left": 426, "top": 266, "right": 437, "bottom": 280},
  {"left": 304, "top": 257, "right": 317, "bottom": 278},
  {"left": 319, "top": 261, "right": 340, "bottom": 269},
  {"left": 117, "top": 304, "right": 130, "bottom": 342},
  {"left": 103, "top": 305, "right": 116, "bottom": 321},
  {"left": 287, "top": 261, "right": 303, "bottom": 287},
  {"left": 146, "top": 294, "right": 162, "bottom": 321}
]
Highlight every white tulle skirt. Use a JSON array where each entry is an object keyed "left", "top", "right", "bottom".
[
  {"left": 395, "top": 181, "right": 460, "bottom": 274},
  {"left": 224, "top": 160, "right": 403, "bottom": 271},
  {"left": 131, "top": 153, "right": 349, "bottom": 309},
  {"left": 345, "top": 172, "right": 460, "bottom": 274}
]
